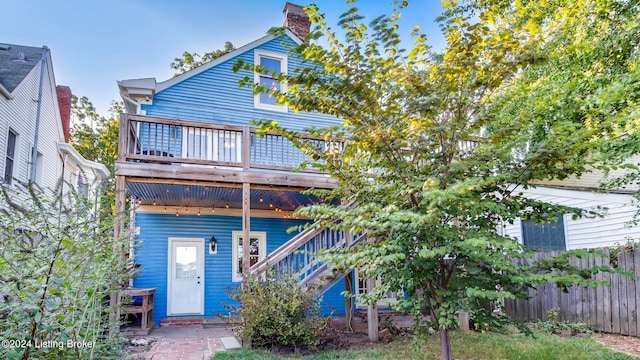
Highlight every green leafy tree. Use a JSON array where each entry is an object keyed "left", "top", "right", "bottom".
[
  {"left": 70, "top": 96, "right": 121, "bottom": 219},
  {"left": 483, "top": 0, "right": 640, "bottom": 221},
  {"left": 238, "top": 1, "right": 632, "bottom": 358},
  {"left": 170, "top": 41, "right": 236, "bottom": 76},
  {"left": 0, "top": 181, "right": 131, "bottom": 359}
]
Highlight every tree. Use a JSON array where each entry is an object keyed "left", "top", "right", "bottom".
[
  {"left": 0, "top": 181, "right": 130, "bottom": 359},
  {"left": 70, "top": 96, "right": 121, "bottom": 220},
  {"left": 483, "top": 0, "right": 640, "bottom": 222},
  {"left": 170, "top": 41, "right": 236, "bottom": 76},
  {"left": 239, "top": 1, "right": 631, "bottom": 358}
]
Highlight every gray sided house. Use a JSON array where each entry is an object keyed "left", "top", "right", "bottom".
[
  {"left": 0, "top": 43, "right": 109, "bottom": 200},
  {"left": 116, "top": 3, "right": 374, "bottom": 325}
]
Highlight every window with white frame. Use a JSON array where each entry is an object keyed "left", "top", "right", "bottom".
[
  {"left": 4, "top": 130, "right": 17, "bottom": 184},
  {"left": 232, "top": 231, "right": 266, "bottom": 282},
  {"left": 254, "top": 50, "right": 287, "bottom": 112},
  {"left": 354, "top": 269, "right": 403, "bottom": 308}
]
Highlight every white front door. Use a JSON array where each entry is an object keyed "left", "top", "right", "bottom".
[{"left": 168, "top": 238, "right": 204, "bottom": 315}]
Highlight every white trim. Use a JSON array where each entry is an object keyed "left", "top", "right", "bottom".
[
  {"left": 155, "top": 30, "right": 302, "bottom": 93},
  {"left": 253, "top": 50, "right": 288, "bottom": 112},
  {"left": 167, "top": 237, "right": 205, "bottom": 316},
  {"left": 231, "top": 231, "right": 266, "bottom": 282},
  {"left": 57, "top": 142, "right": 110, "bottom": 179}
]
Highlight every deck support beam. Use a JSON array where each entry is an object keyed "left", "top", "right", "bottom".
[
  {"left": 367, "top": 278, "right": 379, "bottom": 342},
  {"left": 242, "top": 182, "right": 251, "bottom": 277}
]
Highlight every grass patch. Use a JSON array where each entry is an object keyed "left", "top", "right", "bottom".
[{"left": 212, "top": 330, "right": 637, "bottom": 360}]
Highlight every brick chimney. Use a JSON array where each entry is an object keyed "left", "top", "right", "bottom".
[
  {"left": 56, "top": 85, "right": 72, "bottom": 143},
  {"left": 283, "top": 2, "right": 310, "bottom": 41}
]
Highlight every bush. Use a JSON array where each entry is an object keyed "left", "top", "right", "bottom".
[
  {"left": 224, "top": 271, "right": 329, "bottom": 350},
  {"left": 0, "top": 181, "right": 131, "bottom": 359}
]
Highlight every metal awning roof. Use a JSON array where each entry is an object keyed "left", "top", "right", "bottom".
[{"left": 125, "top": 182, "right": 336, "bottom": 210}]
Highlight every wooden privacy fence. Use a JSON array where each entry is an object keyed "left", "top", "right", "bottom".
[{"left": 504, "top": 247, "right": 640, "bottom": 337}]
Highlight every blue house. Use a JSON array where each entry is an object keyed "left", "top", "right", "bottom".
[{"left": 115, "top": 3, "right": 372, "bottom": 326}]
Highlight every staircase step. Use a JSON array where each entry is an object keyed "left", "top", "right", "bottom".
[{"left": 221, "top": 336, "right": 242, "bottom": 351}]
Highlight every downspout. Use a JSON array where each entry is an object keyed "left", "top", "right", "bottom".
[{"left": 30, "top": 46, "right": 48, "bottom": 183}]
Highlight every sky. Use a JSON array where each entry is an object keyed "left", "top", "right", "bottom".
[{"left": 1, "top": 0, "right": 446, "bottom": 117}]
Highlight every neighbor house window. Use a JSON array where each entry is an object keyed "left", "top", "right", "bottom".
[
  {"left": 4, "top": 130, "right": 17, "bottom": 184},
  {"left": 521, "top": 214, "right": 566, "bottom": 251},
  {"left": 254, "top": 50, "right": 287, "bottom": 112},
  {"left": 232, "top": 231, "right": 266, "bottom": 282}
]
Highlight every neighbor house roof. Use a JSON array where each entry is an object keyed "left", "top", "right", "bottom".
[{"left": 0, "top": 43, "right": 45, "bottom": 93}]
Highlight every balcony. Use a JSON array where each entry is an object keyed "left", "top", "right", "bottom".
[{"left": 116, "top": 114, "right": 341, "bottom": 189}]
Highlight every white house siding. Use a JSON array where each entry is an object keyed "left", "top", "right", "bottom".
[
  {"left": 0, "top": 57, "right": 64, "bottom": 189},
  {"left": 535, "top": 154, "right": 640, "bottom": 193},
  {"left": 503, "top": 186, "right": 638, "bottom": 250}
]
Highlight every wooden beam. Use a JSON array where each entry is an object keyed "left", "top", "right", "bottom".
[
  {"left": 118, "top": 114, "right": 128, "bottom": 162},
  {"left": 242, "top": 126, "right": 251, "bottom": 171},
  {"left": 115, "top": 161, "right": 339, "bottom": 189},
  {"left": 344, "top": 271, "right": 355, "bottom": 332},
  {"left": 367, "top": 277, "right": 379, "bottom": 342},
  {"left": 124, "top": 177, "right": 315, "bottom": 193},
  {"left": 242, "top": 183, "right": 251, "bottom": 276},
  {"left": 114, "top": 175, "right": 126, "bottom": 241}
]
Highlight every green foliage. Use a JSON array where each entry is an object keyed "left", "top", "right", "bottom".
[
  {"left": 531, "top": 308, "right": 595, "bottom": 335},
  {"left": 0, "top": 181, "right": 131, "bottom": 359},
  {"left": 70, "top": 96, "right": 121, "bottom": 220},
  {"left": 237, "top": 1, "right": 636, "bottom": 359},
  {"left": 223, "top": 271, "right": 328, "bottom": 350},
  {"left": 170, "top": 41, "right": 236, "bottom": 76}
]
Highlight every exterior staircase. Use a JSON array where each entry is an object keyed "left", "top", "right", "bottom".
[{"left": 249, "top": 223, "right": 366, "bottom": 295}]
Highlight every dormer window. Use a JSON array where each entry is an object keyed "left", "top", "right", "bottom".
[{"left": 254, "top": 50, "right": 287, "bottom": 112}]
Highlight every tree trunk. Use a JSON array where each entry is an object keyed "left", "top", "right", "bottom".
[{"left": 439, "top": 329, "right": 452, "bottom": 360}]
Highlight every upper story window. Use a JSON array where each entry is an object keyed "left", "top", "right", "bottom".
[
  {"left": 521, "top": 214, "right": 566, "bottom": 251},
  {"left": 4, "top": 130, "right": 17, "bottom": 184},
  {"left": 254, "top": 50, "right": 287, "bottom": 112}
]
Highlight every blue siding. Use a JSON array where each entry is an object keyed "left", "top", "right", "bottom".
[
  {"left": 141, "top": 35, "right": 340, "bottom": 133},
  {"left": 133, "top": 214, "right": 346, "bottom": 324}
]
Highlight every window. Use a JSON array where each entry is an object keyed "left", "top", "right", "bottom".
[
  {"left": 521, "top": 215, "right": 566, "bottom": 251},
  {"left": 231, "top": 231, "right": 266, "bottom": 282},
  {"left": 254, "top": 50, "right": 287, "bottom": 112},
  {"left": 4, "top": 130, "right": 17, "bottom": 184},
  {"left": 354, "top": 269, "right": 403, "bottom": 308}
]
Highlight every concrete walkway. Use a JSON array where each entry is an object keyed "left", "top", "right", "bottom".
[{"left": 127, "top": 325, "right": 235, "bottom": 360}]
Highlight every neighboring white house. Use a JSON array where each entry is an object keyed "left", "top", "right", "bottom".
[
  {"left": 503, "top": 159, "right": 640, "bottom": 250},
  {"left": 0, "top": 43, "right": 108, "bottom": 198}
]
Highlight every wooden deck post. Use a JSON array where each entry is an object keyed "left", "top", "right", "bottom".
[
  {"left": 459, "top": 310, "right": 471, "bottom": 333},
  {"left": 242, "top": 182, "right": 251, "bottom": 276},
  {"left": 367, "top": 278, "right": 379, "bottom": 342},
  {"left": 344, "top": 271, "right": 355, "bottom": 331},
  {"left": 109, "top": 175, "right": 127, "bottom": 337}
]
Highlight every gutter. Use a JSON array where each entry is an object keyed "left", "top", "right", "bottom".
[
  {"left": 29, "top": 46, "right": 48, "bottom": 183},
  {"left": 0, "top": 83, "right": 12, "bottom": 99}
]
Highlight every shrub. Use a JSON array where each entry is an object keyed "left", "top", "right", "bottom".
[
  {"left": 0, "top": 181, "right": 131, "bottom": 359},
  {"left": 224, "top": 271, "right": 329, "bottom": 350}
]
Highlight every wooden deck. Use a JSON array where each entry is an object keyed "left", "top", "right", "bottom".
[{"left": 116, "top": 113, "right": 341, "bottom": 189}]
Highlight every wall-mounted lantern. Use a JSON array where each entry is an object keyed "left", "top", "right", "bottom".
[{"left": 209, "top": 235, "right": 217, "bottom": 254}]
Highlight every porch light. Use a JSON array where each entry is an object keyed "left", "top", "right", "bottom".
[
  {"left": 152, "top": 200, "right": 157, "bottom": 206},
  {"left": 197, "top": 209, "right": 201, "bottom": 216},
  {"left": 225, "top": 202, "right": 230, "bottom": 209},
  {"left": 211, "top": 207, "right": 215, "bottom": 213},
  {"left": 259, "top": 197, "right": 263, "bottom": 202},
  {"left": 209, "top": 235, "right": 217, "bottom": 254},
  {"left": 176, "top": 209, "right": 179, "bottom": 217},
  {"left": 185, "top": 208, "right": 189, "bottom": 214},
  {"left": 269, "top": 203, "right": 273, "bottom": 208},
  {"left": 163, "top": 207, "right": 167, "bottom": 213}
]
